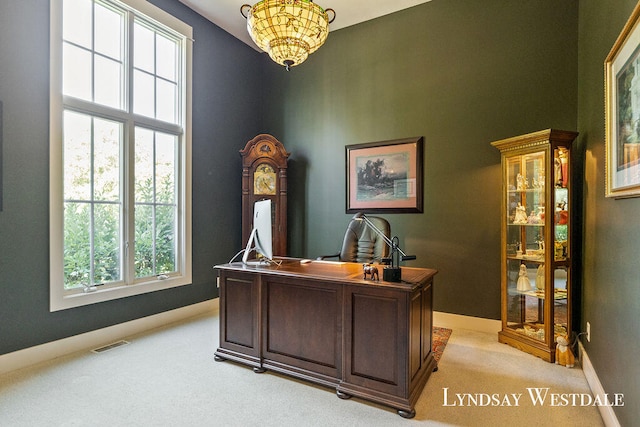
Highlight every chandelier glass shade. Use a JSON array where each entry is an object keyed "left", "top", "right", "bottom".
[{"left": 241, "top": 1, "right": 335, "bottom": 70}]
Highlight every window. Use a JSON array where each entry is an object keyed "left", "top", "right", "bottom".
[{"left": 50, "top": 0, "right": 192, "bottom": 311}]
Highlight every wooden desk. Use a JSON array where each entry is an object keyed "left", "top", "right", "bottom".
[{"left": 214, "top": 258, "right": 438, "bottom": 418}]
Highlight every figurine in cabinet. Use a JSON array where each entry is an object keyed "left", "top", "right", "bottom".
[
  {"left": 514, "top": 203, "right": 528, "bottom": 224},
  {"left": 555, "top": 157, "right": 563, "bottom": 187},
  {"left": 536, "top": 265, "right": 545, "bottom": 290},
  {"left": 516, "top": 264, "right": 531, "bottom": 291}
]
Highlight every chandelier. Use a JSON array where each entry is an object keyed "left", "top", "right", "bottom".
[{"left": 241, "top": 1, "right": 335, "bottom": 71}]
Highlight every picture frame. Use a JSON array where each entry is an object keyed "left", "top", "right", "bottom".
[
  {"left": 346, "top": 136, "right": 423, "bottom": 213},
  {"left": 605, "top": 0, "right": 640, "bottom": 198}
]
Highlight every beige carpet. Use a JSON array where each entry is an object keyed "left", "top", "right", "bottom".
[{"left": 0, "top": 307, "right": 603, "bottom": 426}]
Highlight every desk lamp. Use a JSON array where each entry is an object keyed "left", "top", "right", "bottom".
[{"left": 354, "top": 213, "right": 416, "bottom": 282}]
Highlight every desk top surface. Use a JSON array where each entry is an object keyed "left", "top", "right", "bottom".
[{"left": 215, "top": 257, "right": 437, "bottom": 291}]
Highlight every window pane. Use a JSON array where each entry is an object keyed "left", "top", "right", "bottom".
[
  {"left": 134, "top": 69, "right": 155, "bottom": 117},
  {"left": 93, "top": 117, "right": 121, "bottom": 201},
  {"left": 155, "top": 205, "right": 176, "bottom": 274},
  {"left": 93, "top": 202, "right": 121, "bottom": 283},
  {"left": 94, "top": 55, "right": 123, "bottom": 109},
  {"left": 63, "top": 111, "right": 92, "bottom": 200},
  {"left": 63, "top": 0, "right": 92, "bottom": 48},
  {"left": 156, "top": 78, "right": 176, "bottom": 123},
  {"left": 63, "top": 43, "right": 92, "bottom": 100},
  {"left": 94, "top": 2, "right": 123, "bottom": 60},
  {"left": 63, "top": 112, "right": 123, "bottom": 289},
  {"left": 155, "top": 133, "right": 175, "bottom": 204},
  {"left": 134, "top": 22, "right": 155, "bottom": 73},
  {"left": 64, "top": 202, "right": 91, "bottom": 289},
  {"left": 134, "top": 204, "right": 153, "bottom": 278},
  {"left": 156, "top": 33, "right": 177, "bottom": 81},
  {"left": 135, "top": 128, "right": 154, "bottom": 203},
  {"left": 134, "top": 205, "right": 176, "bottom": 278},
  {"left": 134, "top": 127, "right": 178, "bottom": 278}
]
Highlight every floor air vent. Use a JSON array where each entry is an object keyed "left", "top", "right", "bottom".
[{"left": 92, "top": 340, "right": 130, "bottom": 354}]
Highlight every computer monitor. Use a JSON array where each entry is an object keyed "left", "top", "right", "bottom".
[{"left": 242, "top": 199, "right": 273, "bottom": 265}]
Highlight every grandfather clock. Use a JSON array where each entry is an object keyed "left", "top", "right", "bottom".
[{"left": 240, "top": 134, "right": 289, "bottom": 256}]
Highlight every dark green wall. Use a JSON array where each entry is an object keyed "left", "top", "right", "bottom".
[
  {"left": 0, "top": 0, "right": 580, "bottom": 340},
  {"left": 3, "top": 1, "right": 635, "bottom": 423},
  {"left": 578, "top": 0, "right": 640, "bottom": 424},
  {"left": 262, "top": 0, "right": 579, "bottom": 319},
  {"left": 0, "top": 0, "right": 265, "bottom": 355}
]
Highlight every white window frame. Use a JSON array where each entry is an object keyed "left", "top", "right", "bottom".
[{"left": 50, "top": 0, "right": 193, "bottom": 311}]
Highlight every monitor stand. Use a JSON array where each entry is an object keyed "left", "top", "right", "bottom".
[{"left": 242, "top": 228, "right": 270, "bottom": 266}]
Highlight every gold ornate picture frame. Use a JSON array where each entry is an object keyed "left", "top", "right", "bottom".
[{"left": 605, "top": 0, "right": 640, "bottom": 198}]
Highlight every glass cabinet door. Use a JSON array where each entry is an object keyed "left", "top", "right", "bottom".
[
  {"left": 504, "top": 151, "right": 546, "bottom": 341},
  {"left": 554, "top": 147, "right": 569, "bottom": 263},
  {"left": 553, "top": 146, "right": 570, "bottom": 340}
]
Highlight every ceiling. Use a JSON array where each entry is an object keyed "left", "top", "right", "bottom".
[{"left": 178, "top": 0, "right": 433, "bottom": 50}]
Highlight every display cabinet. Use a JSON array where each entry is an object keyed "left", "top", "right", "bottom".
[{"left": 491, "top": 129, "right": 578, "bottom": 362}]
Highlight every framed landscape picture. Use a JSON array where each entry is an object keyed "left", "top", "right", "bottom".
[
  {"left": 605, "top": 0, "right": 640, "bottom": 198},
  {"left": 346, "top": 136, "right": 423, "bottom": 213}
]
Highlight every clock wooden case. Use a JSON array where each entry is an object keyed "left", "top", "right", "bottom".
[{"left": 240, "top": 134, "right": 289, "bottom": 256}]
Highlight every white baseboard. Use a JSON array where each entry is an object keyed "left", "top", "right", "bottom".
[
  {"left": 578, "top": 342, "right": 621, "bottom": 427},
  {"left": 433, "top": 311, "right": 501, "bottom": 334},
  {"left": 0, "top": 299, "right": 218, "bottom": 375}
]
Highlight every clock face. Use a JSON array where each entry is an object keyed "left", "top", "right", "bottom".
[{"left": 254, "top": 163, "right": 277, "bottom": 195}]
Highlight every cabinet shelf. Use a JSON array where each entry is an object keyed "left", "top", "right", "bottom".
[
  {"left": 510, "top": 288, "right": 568, "bottom": 300},
  {"left": 507, "top": 189, "right": 545, "bottom": 194},
  {"left": 492, "top": 129, "right": 577, "bottom": 363},
  {"left": 507, "top": 255, "right": 544, "bottom": 262}
]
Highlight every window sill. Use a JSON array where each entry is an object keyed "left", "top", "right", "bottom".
[{"left": 50, "top": 275, "right": 192, "bottom": 312}]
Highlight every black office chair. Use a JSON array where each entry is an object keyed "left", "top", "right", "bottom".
[{"left": 317, "top": 213, "right": 390, "bottom": 263}]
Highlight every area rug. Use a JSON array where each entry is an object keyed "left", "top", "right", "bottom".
[{"left": 432, "top": 327, "right": 452, "bottom": 363}]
